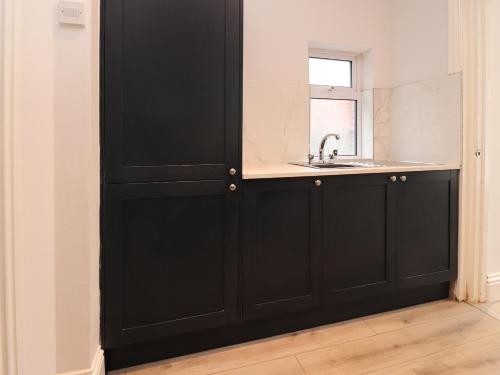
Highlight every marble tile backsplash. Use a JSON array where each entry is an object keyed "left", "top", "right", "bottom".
[
  {"left": 372, "top": 88, "right": 392, "bottom": 160},
  {"left": 361, "top": 90, "right": 374, "bottom": 159},
  {"left": 243, "top": 73, "right": 462, "bottom": 165},
  {"left": 383, "top": 73, "right": 462, "bottom": 164},
  {"left": 243, "top": 81, "right": 310, "bottom": 164}
]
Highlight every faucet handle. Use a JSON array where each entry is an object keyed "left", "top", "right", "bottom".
[
  {"left": 329, "top": 150, "right": 338, "bottom": 160},
  {"left": 308, "top": 154, "right": 315, "bottom": 163}
]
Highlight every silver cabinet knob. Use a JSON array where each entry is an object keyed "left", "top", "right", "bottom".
[
  {"left": 229, "top": 184, "right": 237, "bottom": 192},
  {"left": 389, "top": 176, "right": 397, "bottom": 182},
  {"left": 314, "top": 180, "right": 322, "bottom": 187},
  {"left": 229, "top": 168, "right": 237, "bottom": 176},
  {"left": 400, "top": 176, "right": 407, "bottom": 182}
]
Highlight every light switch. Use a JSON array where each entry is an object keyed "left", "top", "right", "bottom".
[{"left": 58, "top": 1, "right": 85, "bottom": 26}]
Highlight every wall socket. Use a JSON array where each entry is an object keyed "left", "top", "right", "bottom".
[{"left": 58, "top": 1, "right": 85, "bottom": 26}]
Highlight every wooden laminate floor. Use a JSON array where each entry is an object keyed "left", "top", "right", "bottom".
[{"left": 109, "top": 300, "right": 500, "bottom": 375}]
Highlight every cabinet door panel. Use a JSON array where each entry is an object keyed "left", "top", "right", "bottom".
[
  {"left": 323, "top": 174, "right": 396, "bottom": 304},
  {"left": 396, "top": 171, "right": 458, "bottom": 289},
  {"left": 243, "top": 179, "right": 321, "bottom": 319},
  {"left": 103, "top": 0, "right": 241, "bottom": 182},
  {"left": 103, "top": 181, "right": 239, "bottom": 348}
]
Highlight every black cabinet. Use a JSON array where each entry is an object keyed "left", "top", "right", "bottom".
[
  {"left": 242, "top": 179, "right": 322, "bottom": 319},
  {"left": 101, "top": 0, "right": 459, "bottom": 369},
  {"left": 102, "top": 0, "right": 243, "bottom": 351},
  {"left": 321, "top": 171, "right": 458, "bottom": 300},
  {"left": 243, "top": 171, "right": 458, "bottom": 308},
  {"left": 103, "top": 171, "right": 459, "bottom": 369},
  {"left": 103, "top": 0, "right": 242, "bottom": 183},
  {"left": 322, "top": 174, "right": 396, "bottom": 304},
  {"left": 396, "top": 171, "right": 459, "bottom": 289},
  {"left": 103, "top": 181, "right": 239, "bottom": 347}
]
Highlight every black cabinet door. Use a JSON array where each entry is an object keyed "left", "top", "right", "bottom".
[
  {"left": 322, "top": 174, "right": 396, "bottom": 304},
  {"left": 103, "top": 180, "right": 239, "bottom": 348},
  {"left": 103, "top": 0, "right": 242, "bottom": 183},
  {"left": 242, "top": 179, "right": 322, "bottom": 319},
  {"left": 396, "top": 171, "right": 459, "bottom": 289}
]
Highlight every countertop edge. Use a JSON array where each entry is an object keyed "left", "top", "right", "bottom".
[{"left": 242, "top": 163, "right": 461, "bottom": 180}]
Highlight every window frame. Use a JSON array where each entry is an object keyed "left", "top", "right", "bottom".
[{"left": 308, "top": 49, "right": 363, "bottom": 158}]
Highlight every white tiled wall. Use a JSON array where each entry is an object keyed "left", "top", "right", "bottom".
[
  {"left": 243, "top": 81, "right": 310, "bottom": 164},
  {"left": 372, "top": 88, "right": 392, "bottom": 160},
  {"left": 372, "top": 73, "right": 462, "bottom": 164},
  {"left": 243, "top": 74, "right": 462, "bottom": 165}
]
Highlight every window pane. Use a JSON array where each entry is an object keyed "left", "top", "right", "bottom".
[
  {"left": 309, "top": 58, "right": 352, "bottom": 87},
  {"left": 310, "top": 99, "right": 357, "bottom": 157}
]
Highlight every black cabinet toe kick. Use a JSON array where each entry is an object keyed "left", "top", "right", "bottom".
[{"left": 105, "top": 283, "right": 450, "bottom": 371}]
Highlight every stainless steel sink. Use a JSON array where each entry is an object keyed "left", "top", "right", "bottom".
[
  {"left": 290, "top": 162, "right": 355, "bottom": 169},
  {"left": 291, "top": 161, "right": 383, "bottom": 169},
  {"left": 309, "top": 163, "right": 356, "bottom": 169}
]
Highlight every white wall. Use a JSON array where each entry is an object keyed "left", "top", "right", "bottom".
[
  {"left": 54, "top": 0, "right": 101, "bottom": 372},
  {"left": 244, "top": 0, "right": 393, "bottom": 89},
  {"left": 484, "top": 0, "right": 500, "bottom": 301},
  {"left": 1, "top": 0, "right": 11, "bottom": 373},
  {"left": 390, "top": 0, "right": 449, "bottom": 87},
  {"left": 244, "top": 0, "right": 449, "bottom": 89},
  {"left": 1, "top": 0, "right": 102, "bottom": 373},
  {"left": 10, "top": 0, "right": 58, "bottom": 373}
]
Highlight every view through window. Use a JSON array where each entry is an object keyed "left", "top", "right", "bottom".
[{"left": 309, "top": 52, "right": 360, "bottom": 158}]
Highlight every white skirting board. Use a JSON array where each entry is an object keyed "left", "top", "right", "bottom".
[
  {"left": 486, "top": 273, "right": 500, "bottom": 302},
  {"left": 58, "top": 346, "right": 104, "bottom": 375}
]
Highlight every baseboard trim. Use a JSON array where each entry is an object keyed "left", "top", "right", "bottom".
[
  {"left": 486, "top": 273, "right": 500, "bottom": 302},
  {"left": 58, "top": 346, "right": 105, "bottom": 375}
]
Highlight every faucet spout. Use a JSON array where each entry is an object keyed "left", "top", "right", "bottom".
[{"left": 319, "top": 133, "right": 340, "bottom": 163}]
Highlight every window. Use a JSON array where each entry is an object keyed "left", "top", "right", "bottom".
[{"left": 309, "top": 50, "right": 361, "bottom": 158}]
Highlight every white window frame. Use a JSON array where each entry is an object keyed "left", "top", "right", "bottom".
[{"left": 309, "top": 49, "right": 363, "bottom": 158}]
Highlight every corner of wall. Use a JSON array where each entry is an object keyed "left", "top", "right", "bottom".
[
  {"left": 486, "top": 274, "right": 500, "bottom": 303},
  {"left": 361, "top": 89, "right": 374, "bottom": 158},
  {"left": 57, "top": 346, "right": 104, "bottom": 375}
]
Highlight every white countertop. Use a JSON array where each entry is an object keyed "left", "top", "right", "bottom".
[{"left": 243, "top": 160, "right": 461, "bottom": 180}]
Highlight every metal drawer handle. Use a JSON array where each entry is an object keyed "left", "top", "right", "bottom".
[
  {"left": 389, "top": 176, "right": 397, "bottom": 182},
  {"left": 229, "top": 184, "right": 237, "bottom": 192},
  {"left": 400, "top": 176, "right": 407, "bottom": 182},
  {"left": 314, "top": 180, "right": 322, "bottom": 187}
]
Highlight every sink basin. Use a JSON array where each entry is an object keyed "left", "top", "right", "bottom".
[
  {"left": 291, "top": 161, "right": 383, "bottom": 169},
  {"left": 309, "top": 163, "right": 356, "bottom": 169},
  {"left": 291, "top": 162, "right": 356, "bottom": 169}
]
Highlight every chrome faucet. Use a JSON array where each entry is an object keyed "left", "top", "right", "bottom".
[{"left": 319, "top": 133, "right": 340, "bottom": 163}]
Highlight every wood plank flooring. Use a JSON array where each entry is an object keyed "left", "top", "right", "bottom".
[
  {"left": 109, "top": 300, "right": 500, "bottom": 375},
  {"left": 473, "top": 300, "right": 500, "bottom": 321}
]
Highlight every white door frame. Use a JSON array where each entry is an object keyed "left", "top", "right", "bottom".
[
  {"left": 449, "top": 0, "right": 487, "bottom": 302},
  {"left": 0, "top": 0, "right": 19, "bottom": 373},
  {"left": 1, "top": 0, "right": 59, "bottom": 373}
]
